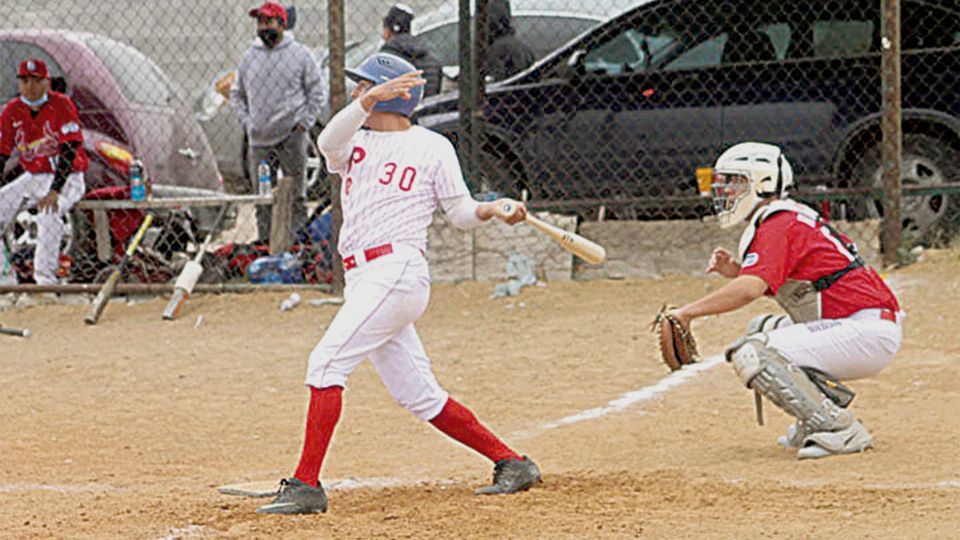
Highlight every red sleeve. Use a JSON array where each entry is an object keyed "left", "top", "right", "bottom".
[
  {"left": 56, "top": 95, "right": 83, "bottom": 145},
  {"left": 738, "top": 213, "right": 801, "bottom": 295},
  {"left": 0, "top": 103, "right": 14, "bottom": 155}
]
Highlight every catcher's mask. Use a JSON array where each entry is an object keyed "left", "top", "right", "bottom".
[{"left": 712, "top": 142, "right": 794, "bottom": 228}]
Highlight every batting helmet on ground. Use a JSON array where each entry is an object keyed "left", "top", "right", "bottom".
[{"left": 346, "top": 52, "right": 423, "bottom": 117}]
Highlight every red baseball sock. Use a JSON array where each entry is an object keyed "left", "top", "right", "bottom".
[
  {"left": 293, "top": 385, "right": 343, "bottom": 487},
  {"left": 429, "top": 397, "right": 521, "bottom": 463}
]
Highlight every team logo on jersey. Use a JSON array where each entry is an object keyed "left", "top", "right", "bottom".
[
  {"left": 742, "top": 252, "right": 759, "bottom": 268},
  {"left": 61, "top": 122, "right": 79, "bottom": 134}
]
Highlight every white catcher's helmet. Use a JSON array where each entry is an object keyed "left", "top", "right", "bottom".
[{"left": 712, "top": 142, "right": 794, "bottom": 228}]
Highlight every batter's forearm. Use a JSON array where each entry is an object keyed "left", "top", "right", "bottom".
[
  {"left": 317, "top": 100, "right": 368, "bottom": 166},
  {"left": 440, "top": 195, "right": 483, "bottom": 229},
  {"left": 677, "top": 275, "right": 768, "bottom": 320}
]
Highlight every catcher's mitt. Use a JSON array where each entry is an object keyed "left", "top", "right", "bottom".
[{"left": 651, "top": 305, "right": 700, "bottom": 371}]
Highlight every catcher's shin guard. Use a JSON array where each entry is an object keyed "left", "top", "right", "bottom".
[{"left": 726, "top": 335, "right": 853, "bottom": 435}]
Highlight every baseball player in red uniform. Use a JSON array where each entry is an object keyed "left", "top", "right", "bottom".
[
  {"left": 257, "top": 52, "right": 540, "bottom": 515},
  {"left": 0, "top": 59, "right": 87, "bottom": 284},
  {"left": 668, "top": 142, "right": 902, "bottom": 459}
]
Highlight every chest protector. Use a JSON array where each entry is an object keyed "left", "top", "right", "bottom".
[{"left": 737, "top": 201, "right": 865, "bottom": 323}]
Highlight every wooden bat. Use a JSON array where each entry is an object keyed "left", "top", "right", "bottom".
[
  {"left": 496, "top": 200, "right": 606, "bottom": 265},
  {"left": 162, "top": 204, "right": 230, "bottom": 321},
  {"left": 84, "top": 214, "right": 154, "bottom": 325},
  {"left": 0, "top": 324, "right": 31, "bottom": 338}
]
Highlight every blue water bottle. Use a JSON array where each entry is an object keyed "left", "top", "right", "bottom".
[
  {"left": 257, "top": 160, "right": 272, "bottom": 197},
  {"left": 130, "top": 158, "right": 145, "bottom": 201}
]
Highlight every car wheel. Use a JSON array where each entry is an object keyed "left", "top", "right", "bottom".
[{"left": 852, "top": 133, "right": 960, "bottom": 245}]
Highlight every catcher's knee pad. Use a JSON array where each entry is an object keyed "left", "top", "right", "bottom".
[
  {"left": 727, "top": 335, "right": 852, "bottom": 433},
  {"left": 745, "top": 314, "right": 792, "bottom": 335}
]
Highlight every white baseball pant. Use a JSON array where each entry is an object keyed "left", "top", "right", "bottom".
[
  {"left": 304, "top": 244, "right": 449, "bottom": 421},
  {"left": 766, "top": 308, "right": 904, "bottom": 380},
  {"left": 0, "top": 171, "right": 85, "bottom": 284}
]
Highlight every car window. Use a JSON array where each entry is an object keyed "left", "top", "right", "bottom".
[
  {"left": 813, "top": 20, "right": 873, "bottom": 58},
  {"left": 666, "top": 34, "right": 725, "bottom": 70},
  {"left": 0, "top": 41, "right": 65, "bottom": 101},
  {"left": 514, "top": 16, "right": 601, "bottom": 60},
  {"left": 584, "top": 28, "right": 676, "bottom": 75},
  {"left": 418, "top": 15, "right": 602, "bottom": 68},
  {"left": 84, "top": 36, "right": 174, "bottom": 106}
]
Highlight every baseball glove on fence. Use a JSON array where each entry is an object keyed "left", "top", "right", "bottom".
[{"left": 651, "top": 305, "right": 700, "bottom": 371}]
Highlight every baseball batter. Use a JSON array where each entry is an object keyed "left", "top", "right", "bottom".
[
  {"left": 668, "top": 142, "right": 902, "bottom": 459},
  {"left": 257, "top": 53, "right": 540, "bottom": 515},
  {"left": 0, "top": 59, "right": 87, "bottom": 285}
]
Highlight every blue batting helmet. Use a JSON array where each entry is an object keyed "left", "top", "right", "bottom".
[{"left": 345, "top": 52, "right": 423, "bottom": 117}]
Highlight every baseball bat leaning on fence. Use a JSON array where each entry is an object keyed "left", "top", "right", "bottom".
[
  {"left": 0, "top": 324, "right": 31, "bottom": 338},
  {"left": 162, "top": 204, "right": 230, "bottom": 320},
  {"left": 84, "top": 214, "right": 154, "bottom": 325},
  {"left": 496, "top": 200, "right": 606, "bottom": 264}
]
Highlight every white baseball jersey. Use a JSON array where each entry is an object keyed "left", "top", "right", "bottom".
[{"left": 328, "top": 126, "right": 469, "bottom": 255}]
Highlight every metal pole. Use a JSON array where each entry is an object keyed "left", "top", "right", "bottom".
[
  {"left": 328, "top": 0, "right": 346, "bottom": 293},
  {"left": 880, "top": 0, "right": 902, "bottom": 266},
  {"left": 473, "top": 0, "right": 488, "bottom": 190},
  {"left": 457, "top": 0, "right": 474, "bottom": 182}
]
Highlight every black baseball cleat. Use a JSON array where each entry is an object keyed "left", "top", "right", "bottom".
[
  {"left": 475, "top": 456, "right": 542, "bottom": 495},
  {"left": 256, "top": 478, "right": 328, "bottom": 515}
]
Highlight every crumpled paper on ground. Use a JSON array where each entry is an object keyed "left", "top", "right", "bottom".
[{"left": 491, "top": 254, "right": 539, "bottom": 298}]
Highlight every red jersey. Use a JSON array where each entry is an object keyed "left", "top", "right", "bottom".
[
  {"left": 0, "top": 91, "right": 88, "bottom": 174},
  {"left": 739, "top": 208, "right": 900, "bottom": 319}
]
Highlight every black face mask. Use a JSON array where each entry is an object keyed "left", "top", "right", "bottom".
[{"left": 258, "top": 29, "right": 280, "bottom": 47}]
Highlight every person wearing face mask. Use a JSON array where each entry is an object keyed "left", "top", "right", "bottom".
[
  {"left": 230, "top": 2, "right": 326, "bottom": 245},
  {"left": 0, "top": 59, "right": 88, "bottom": 285}
]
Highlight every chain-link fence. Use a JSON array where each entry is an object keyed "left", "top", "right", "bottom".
[{"left": 1, "top": 0, "right": 958, "bottom": 293}]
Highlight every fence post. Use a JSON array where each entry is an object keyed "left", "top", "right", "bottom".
[
  {"left": 880, "top": 0, "right": 902, "bottom": 266},
  {"left": 328, "top": 0, "right": 347, "bottom": 293},
  {"left": 472, "top": 0, "right": 488, "bottom": 191},
  {"left": 268, "top": 177, "right": 294, "bottom": 255},
  {"left": 457, "top": 0, "right": 474, "bottom": 183}
]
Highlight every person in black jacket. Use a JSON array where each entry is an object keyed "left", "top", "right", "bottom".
[
  {"left": 380, "top": 4, "right": 442, "bottom": 97},
  {"left": 483, "top": 0, "right": 534, "bottom": 81}
]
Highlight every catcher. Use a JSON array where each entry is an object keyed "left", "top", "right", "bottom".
[{"left": 656, "top": 142, "right": 903, "bottom": 459}]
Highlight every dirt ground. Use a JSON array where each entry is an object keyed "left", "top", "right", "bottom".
[{"left": 1, "top": 250, "right": 959, "bottom": 539}]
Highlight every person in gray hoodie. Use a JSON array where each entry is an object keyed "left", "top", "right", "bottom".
[{"left": 231, "top": 1, "right": 325, "bottom": 244}]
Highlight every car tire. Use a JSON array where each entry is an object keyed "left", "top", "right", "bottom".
[{"left": 851, "top": 133, "right": 960, "bottom": 246}]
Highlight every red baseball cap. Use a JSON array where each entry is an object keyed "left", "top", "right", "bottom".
[
  {"left": 249, "top": 2, "right": 288, "bottom": 25},
  {"left": 18, "top": 58, "right": 49, "bottom": 79}
]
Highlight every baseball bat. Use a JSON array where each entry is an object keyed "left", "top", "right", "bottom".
[
  {"left": 496, "top": 200, "right": 606, "bottom": 265},
  {"left": 162, "top": 204, "right": 230, "bottom": 320},
  {"left": 84, "top": 214, "right": 154, "bottom": 325},
  {"left": 0, "top": 324, "right": 31, "bottom": 338}
]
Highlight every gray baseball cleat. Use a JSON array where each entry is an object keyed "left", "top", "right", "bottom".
[
  {"left": 797, "top": 419, "right": 873, "bottom": 460},
  {"left": 475, "top": 456, "right": 542, "bottom": 495},
  {"left": 256, "top": 478, "right": 328, "bottom": 515}
]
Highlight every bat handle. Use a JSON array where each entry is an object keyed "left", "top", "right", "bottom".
[{"left": 494, "top": 199, "right": 523, "bottom": 221}]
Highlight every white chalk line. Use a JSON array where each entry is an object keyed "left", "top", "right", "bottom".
[{"left": 510, "top": 354, "right": 726, "bottom": 439}]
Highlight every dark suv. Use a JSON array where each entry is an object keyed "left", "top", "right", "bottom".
[{"left": 415, "top": 0, "right": 960, "bottom": 238}]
